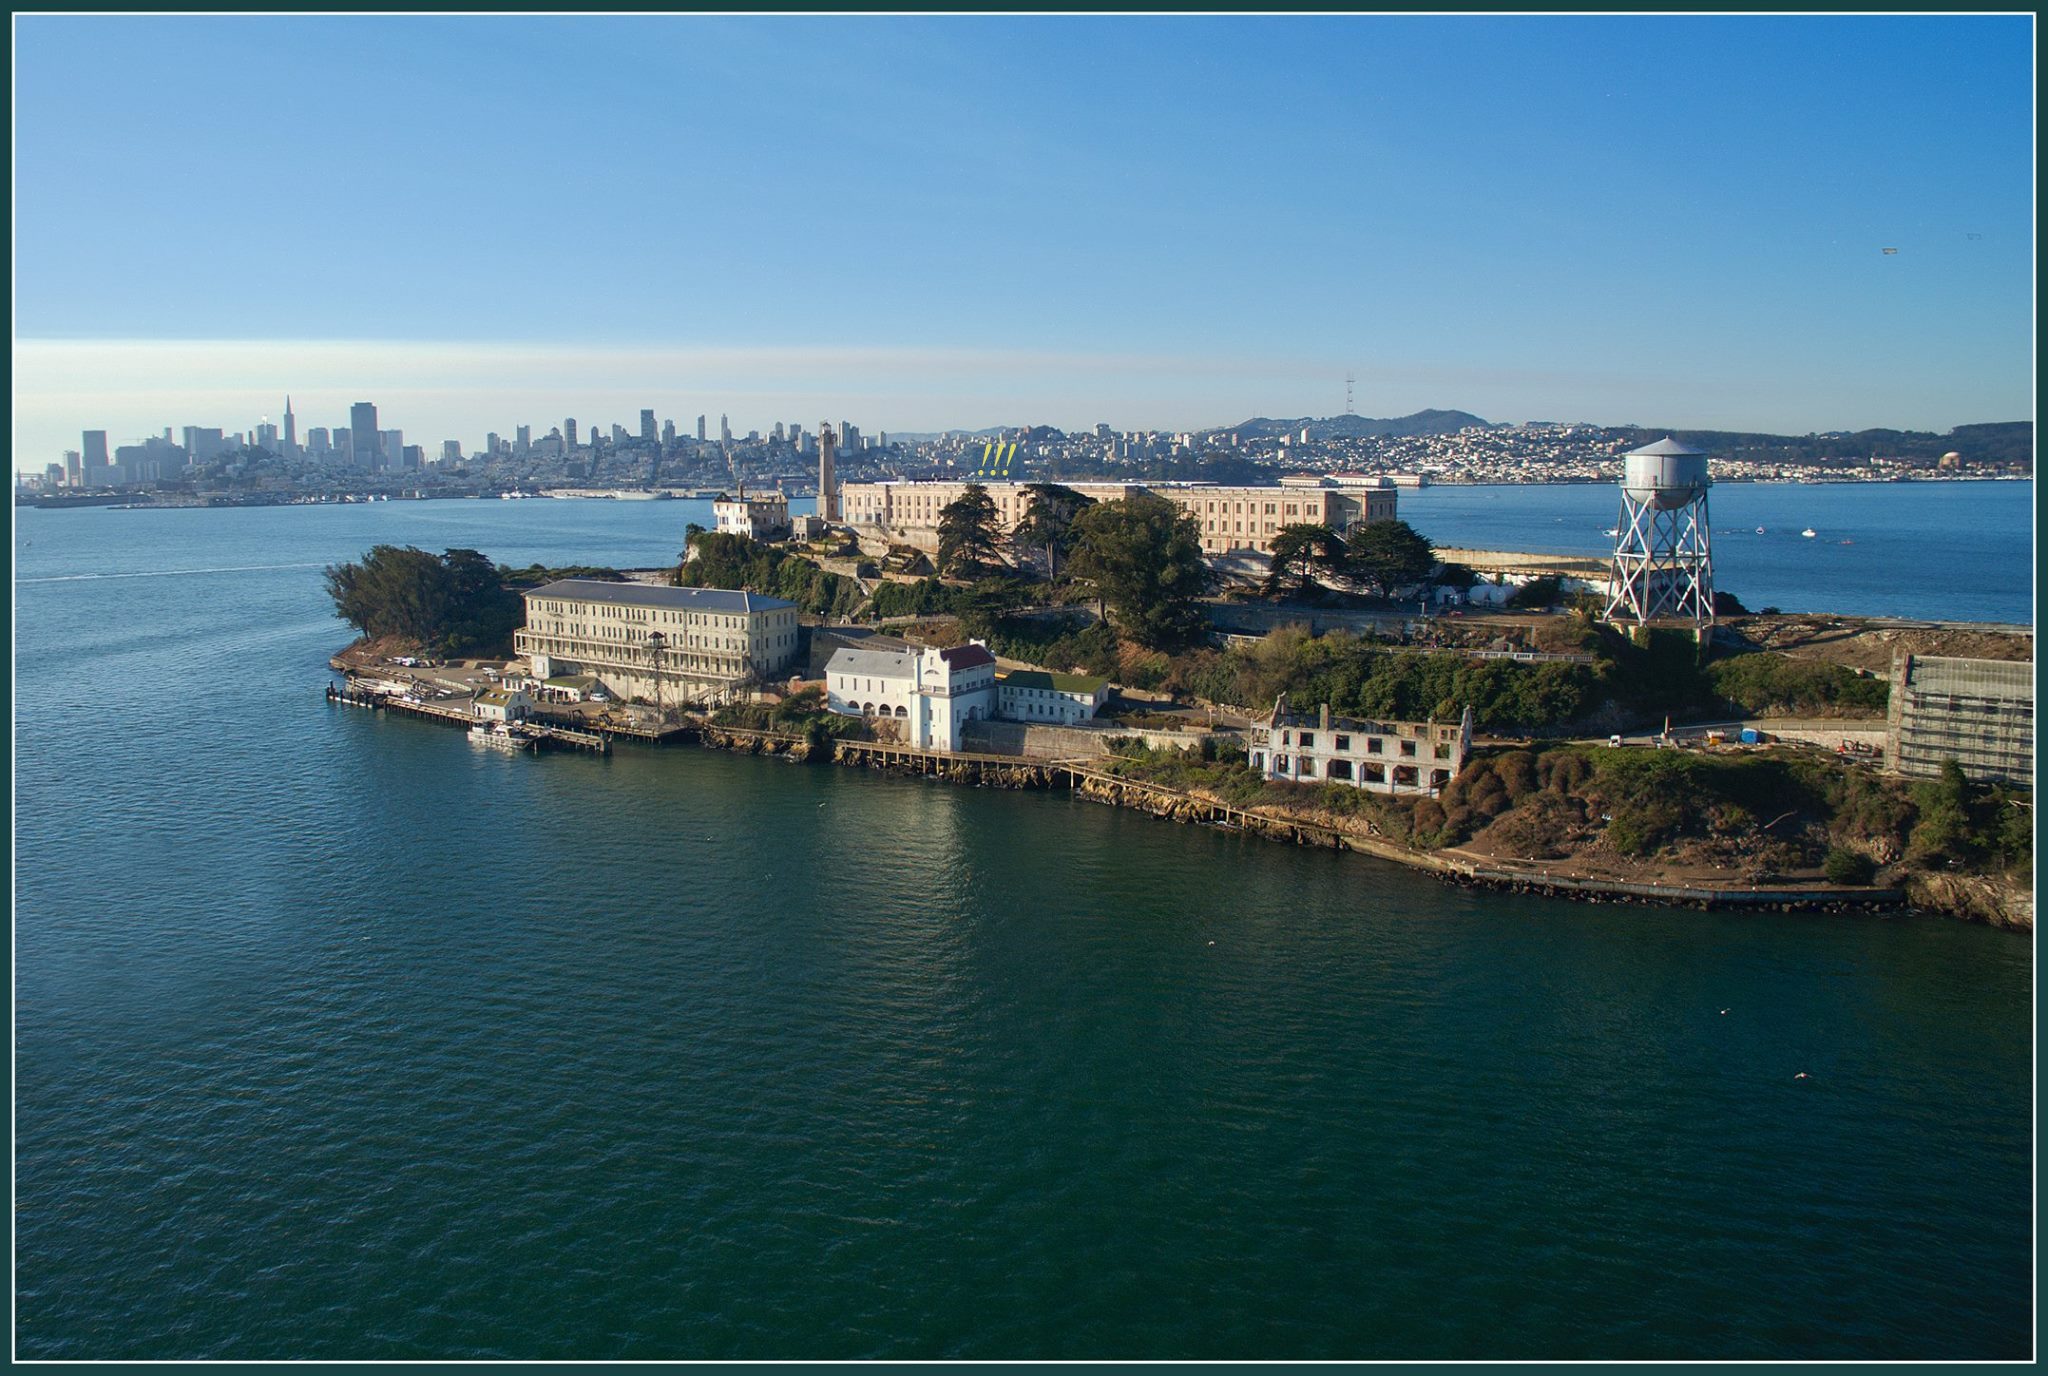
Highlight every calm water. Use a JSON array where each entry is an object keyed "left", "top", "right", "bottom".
[
  {"left": 13, "top": 496, "right": 2034, "bottom": 1359},
  {"left": 1399, "top": 479, "right": 2034, "bottom": 624}
]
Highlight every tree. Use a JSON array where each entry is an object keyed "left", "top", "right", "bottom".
[
  {"left": 323, "top": 544, "right": 522, "bottom": 655},
  {"left": 1263, "top": 523, "right": 1347, "bottom": 601},
  {"left": 1342, "top": 519, "right": 1435, "bottom": 598},
  {"left": 936, "top": 483, "right": 1004, "bottom": 578},
  {"left": 1066, "top": 494, "right": 1210, "bottom": 649},
  {"left": 1011, "top": 482, "right": 1096, "bottom": 579}
]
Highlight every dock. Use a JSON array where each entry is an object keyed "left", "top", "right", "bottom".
[{"left": 326, "top": 682, "right": 611, "bottom": 754}]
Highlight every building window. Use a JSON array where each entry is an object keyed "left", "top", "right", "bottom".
[
  {"left": 1400, "top": 740, "right": 1417, "bottom": 757},
  {"left": 1335, "top": 735, "right": 1350, "bottom": 752},
  {"left": 1276, "top": 755, "right": 1290, "bottom": 773},
  {"left": 1298, "top": 758, "right": 1315, "bottom": 778},
  {"left": 1328, "top": 759, "right": 1352, "bottom": 781},
  {"left": 1367, "top": 738, "right": 1383, "bottom": 754},
  {"left": 1299, "top": 732, "right": 1314, "bottom": 749},
  {"left": 1435, "top": 743, "right": 1452, "bottom": 760}
]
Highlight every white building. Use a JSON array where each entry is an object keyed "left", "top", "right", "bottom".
[
  {"left": 711, "top": 486, "right": 792, "bottom": 541},
  {"left": 1251, "top": 697, "right": 1475, "bottom": 797},
  {"left": 516, "top": 580, "right": 801, "bottom": 705},
  {"left": 996, "top": 670, "right": 1110, "bottom": 725},
  {"left": 825, "top": 641, "right": 998, "bottom": 751},
  {"left": 472, "top": 687, "right": 533, "bottom": 722}
]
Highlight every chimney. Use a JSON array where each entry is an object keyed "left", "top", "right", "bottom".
[{"left": 1319, "top": 702, "right": 1330, "bottom": 732}]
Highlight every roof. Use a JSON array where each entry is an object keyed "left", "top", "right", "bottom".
[
  {"left": 476, "top": 688, "right": 520, "bottom": 705},
  {"left": 825, "top": 645, "right": 917, "bottom": 680},
  {"left": 1627, "top": 437, "right": 1705, "bottom": 457},
  {"left": 999, "top": 669, "right": 1109, "bottom": 695},
  {"left": 938, "top": 644, "right": 997, "bottom": 671},
  {"left": 543, "top": 675, "right": 603, "bottom": 689},
  {"left": 1904, "top": 655, "right": 2033, "bottom": 699},
  {"left": 523, "top": 578, "right": 795, "bottom": 614}
]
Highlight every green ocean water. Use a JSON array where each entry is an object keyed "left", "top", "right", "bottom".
[{"left": 13, "top": 499, "right": 2033, "bottom": 1359}]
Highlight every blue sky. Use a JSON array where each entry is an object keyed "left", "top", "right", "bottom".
[{"left": 12, "top": 14, "right": 2035, "bottom": 464}]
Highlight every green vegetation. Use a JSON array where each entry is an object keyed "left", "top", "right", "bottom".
[
  {"left": 1264, "top": 524, "right": 1347, "bottom": 600},
  {"left": 936, "top": 484, "right": 1005, "bottom": 579},
  {"left": 983, "top": 612, "right": 1124, "bottom": 677},
  {"left": 1011, "top": 483, "right": 1096, "bottom": 578},
  {"left": 1904, "top": 760, "right": 2033, "bottom": 878},
  {"left": 1066, "top": 494, "right": 1209, "bottom": 649},
  {"left": 678, "top": 532, "right": 865, "bottom": 618},
  {"left": 709, "top": 685, "right": 870, "bottom": 750},
  {"left": 1255, "top": 519, "right": 1437, "bottom": 601},
  {"left": 1708, "top": 654, "right": 1888, "bottom": 715},
  {"left": 1341, "top": 519, "right": 1437, "bottom": 598},
  {"left": 1102, "top": 730, "right": 2026, "bottom": 889},
  {"left": 1166, "top": 627, "right": 1606, "bottom": 734},
  {"left": 325, "top": 545, "right": 526, "bottom": 655}
]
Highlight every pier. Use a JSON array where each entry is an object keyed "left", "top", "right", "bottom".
[{"left": 326, "top": 682, "right": 611, "bottom": 754}]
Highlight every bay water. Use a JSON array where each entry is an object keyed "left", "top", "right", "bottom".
[{"left": 12, "top": 490, "right": 2033, "bottom": 1359}]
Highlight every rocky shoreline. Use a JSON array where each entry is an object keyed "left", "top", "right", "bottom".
[{"left": 687, "top": 723, "right": 2027, "bottom": 928}]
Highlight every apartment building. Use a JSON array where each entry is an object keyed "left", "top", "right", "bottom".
[{"left": 515, "top": 579, "right": 800, "bottom": 704}]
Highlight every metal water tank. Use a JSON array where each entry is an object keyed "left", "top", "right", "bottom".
[{"left": 1622, "top": 437, "right": 1709, "bottom": 510}]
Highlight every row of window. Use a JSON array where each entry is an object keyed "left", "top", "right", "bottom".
[
  {"left": 1278, "top": 728, "right": 1445, "bottom": 760},
  {"left": 530, "top": 600, "right": 791, "bottom": 633},
  {"left": 1255, "top": 752, "right": 1450, "bottom": 787}
]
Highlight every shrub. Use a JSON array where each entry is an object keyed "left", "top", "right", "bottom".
[{"left": 1823, "top": 847, "right": 1878, "bottom": 885}]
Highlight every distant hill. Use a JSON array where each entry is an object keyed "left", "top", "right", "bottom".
[
  {"left": 1611, "top": 421, "right": 2032, "bottom": 466},
  {"left": 1218, "top": 410, "right": 1496, "bottom": 441}
]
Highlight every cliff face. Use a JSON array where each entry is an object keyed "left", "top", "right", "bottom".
[{"left": 1903, "top": 873, "right": 2034, "bottom": 931}]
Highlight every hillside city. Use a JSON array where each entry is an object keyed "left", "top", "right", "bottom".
[{"left": 19, "top": 404, "right": 2033, "bottom": 506}]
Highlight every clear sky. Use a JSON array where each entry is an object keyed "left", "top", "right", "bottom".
[{"left": 12, "top": 13, "right": 2035, "bottom": 467}]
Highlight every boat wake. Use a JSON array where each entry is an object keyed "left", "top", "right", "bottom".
[{"left": 18, "top": 562, "right": 330, "bottom": 584}]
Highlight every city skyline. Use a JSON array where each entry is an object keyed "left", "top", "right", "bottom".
[{"left": 13, "top": 13, "right": 2034, "bottom": 464}]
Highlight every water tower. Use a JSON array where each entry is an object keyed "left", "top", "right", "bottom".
[{"left": 1604, "top": 437, "right": 1714, "bottom": 631}]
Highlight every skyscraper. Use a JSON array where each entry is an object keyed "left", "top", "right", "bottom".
[
  {"left": 63, "top": 450, "right": 81, "bottom": 486},
  {"left": 719, "top": 414, "right": 731, "bottom": 445},
  {"left": 516, "top": 424, "right": 531, "bottom": 456},
  {"left": 640, "top": 409, "right": 657, "bottom": 443},
  {"left": 697, "top": 415, "right": 707, "bottom": 442},
  {"left": 283, "top": 396, "right": 296, "bottom": 457},
  {"left": 380, "top": 430, "right": 405, "bottom": 470},
  {"left": 565, "top": 418, "right": 578, "bottom": 450},
  {"left": 82, "top": 430, "right": 110, "bottom": 485},
  {"left": 350, "top": 402, "right": 380, "bottom": 471},
  {"left": 661, "top": 418, "right": 676, "bottom": 447}
]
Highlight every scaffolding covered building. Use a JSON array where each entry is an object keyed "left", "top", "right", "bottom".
[{"left": 1884, "top": 652, "right": 2033, "bottom": 786}]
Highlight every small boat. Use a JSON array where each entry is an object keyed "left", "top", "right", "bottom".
[
  {"left": 1603, "top": 528, "right": 1618, "bottom": 538},
  {"left": 1755, "top": 526, "right": 1766, "bottom": 534},
  {"left": 469, "top": 721, "right": 531, "bottom": 750},
  {"left": 1801, "top": 527, "right": 1817, "bottom": 538}
]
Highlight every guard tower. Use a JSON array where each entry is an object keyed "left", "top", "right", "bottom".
[{"left": 1604, "top": 437, "right": 1713, "bottom": 631}]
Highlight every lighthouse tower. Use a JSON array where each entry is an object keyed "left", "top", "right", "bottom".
[{"left": 1604, "top": 436, "right": 1714, "bottom": 631}]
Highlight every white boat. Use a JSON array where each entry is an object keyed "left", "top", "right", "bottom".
[
  {"left": 1801, "top": 527, "right": 1817, "bottom": 538},
  {"left": 469, "top": 721, "right": 530, "bottom": 750},
  {"left": 1755, "top": 526, "right": 1766, "bottom": 534}
]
